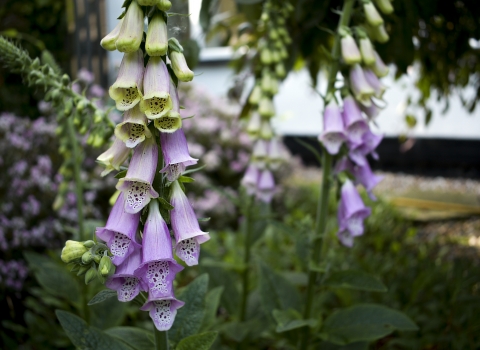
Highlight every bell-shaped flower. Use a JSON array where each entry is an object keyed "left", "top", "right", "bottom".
[
  {"left": 252, "top": 139, "right": 269, "bottom": 169},
  {"left": 349, "top": 129, "right": 383, "bottom": 166},
  {"left": 341, "top": 34, "right": 362, "bottom": 65},
  {"left": 370, "top": 50, "right": 389, "bottom": 77},
  {"left": 349, "top": 64, "right": 375, "bottom": 107},
  {"left": 337, "top": 180, "right": 371, "bottom": 247},
  {"left": 169, "top": 51, "right": 194, "bottom": 82},
  {"left": 170, "top": 181, "right": 210, "bottom": 266},
  {"left": 374, "top": 0, "right": 394, "bottom": 14},
  {"left": 140, "top": 296, "right": 184, "bottom": 331},
  {"left": 360, "top": 98, "right": 382, "bottom": 119},
  {"left": 101, "top": 18, "right": 123, "bottom": 51},
  {"left": 160, "top": 128, "right": 198, "bottom": 181},
  {"left": 318, "top": 100, "right": 347, "bottom": 155},
  {"left": 363, "top": 1, "right": 384, "bottom": 27},
  {"left": 140, "top": 57, "right": 173, "bottom": 120},
  {"left": 258, "top": 96, "right": 275, "bottom": 118},
  {"left": 267, "top": 138, "right": 284, "bottom": 170},
  {"left": 154, "top": 79, "right": 182, "bottom": 132},
  {"left": 134, "top": 200, "right": 183, "bottom": 299},
  {"left": 106, "top": 248, "right": 144, "bottom": 301},
  {"left": 109, "top": 50, "right": 144, "bottom": 111},
  {"left": 334, "top": 156, "right": 354, "bottom": 175},
  {"left": 114, "top": 105, "right": 152, "bottom": 148},
  {"left": 241, "top": 163, "right": 260, "bottom": 196},
  {"left": 97, "top": 138, "right": 130, "bottom": 176},
  {"left": 96, "top": 193, "right": 141, "bottom": 265},
  {"left": 342, "top": 95, "right": 369, "bottom": 145},
  {"left": 247, "top": 112, "right": 262, "bottom": 137},
  {"left": 359, "top": 37, "right": 375, "bottom": 65},
  {"left": 260, "top": 120, "right": 274, "bottom": 140},
  {"left": 115, "top": 0, "right": 144, "bottom": 53},
  {"left": 146, "top": 12, "right": 168, "bottom": 57},
  {"left": 257, "top": 169, "right": 276, "bottom": 203},
  {"left": 352, "top": 161, "right": 384, "bottom": 200},
  {"left": 116, "top": 136, "right": 159, "bottom": 214},
  {"left": 363, "top": 68, "right": 386, "bottom": 99}
]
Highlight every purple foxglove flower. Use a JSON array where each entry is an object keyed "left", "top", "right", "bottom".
[
  {"left": 360, "top": 98, "right": 382, "bottom": 119},
  {"left": 252, "top": 139, "right": 268, "bottom": 168},
  {"left": 109, "top": 50, "right": 144, "bottom": 111},
  {"left": 97, "top": 138, "right": 130, "bottom": 176},
  {"left": 334, "top": 156, "right": 354, "bottom": 175},
  {"left": 101, "top": 18, "right": 124, "bottom": 51},
  {"left": 341, "top": 34, "right": 362, "bottom": 65},
  {"left": 374, "top": 0, "right": 394, "bottom": 15},
  {"left": 134, "top": 200, "right": 183, "bottom": 299},
  {"left": 349, "top": 64, "right": 375, "bottom": 107},
  {"left": 170, "top": 181, "right": 210, "bottom": 266},
  {"left": 241, "top": 163, "right": 260, "bottom": 195},
  {"left": 160, "top": 129, "right": 198, "bottom": 181},
  {"left": 140, "top": 57, "right": 173, "bottom": 120},
  {"left": 363, "top": 68, "right": 386, "bottom": 99},
  {"left": 267, "top": 138, "right": 283, "bottom": 170},
  {"left": 349, "top": 129, "right": 383, "bottom": 165},
  {"left": 257, "top": 169, "right": 276, "bottom": 203},
  {"left": 318, "top": 100, "right": 347, "bottom": 155},
  {"left": 106, "top": 248, "right": 144, "bottom": 301},
  {"left": 337, "top": 180, "right": 371, "bottom": 247},
  {"left": 247, "top": 112, "right": 262, "bottom": 137},
  {"left": 146, "top": 12, "right": 168, "bottom": 57},
  {"left": 352, "top": 161, "right": 384, "bottom": 200},
  {"left": 115, "top": 0, "right": 144, "bottom": 53},
  {"left": 114, "top": 105, "right": 153, "bottom": 148},
  {"left": 169, "top": 51, "right": 194, "bottom": 82},
  {"left": 363, "top": 1, "right": 384, "bottom": 27},
  {"left": 342, "top": 95, "right": 369, "bottom": 145},
  {"left": 370, "top": 50, "right": 389, "bottom": 77},
  {"left": 116, "top": 136, "right": 159, "bottom": 214},
  {"left": 359, "top": 37, "right": 375, "bottom": 65},
  {"left": 154, "top": 79, "right": 182, "bottom": 133},
  {"left": 140, "top": 296, "right": 184, "bottom": 331},
  {"left": 96, "top": 193, "right": 141, "bottom": 265}
]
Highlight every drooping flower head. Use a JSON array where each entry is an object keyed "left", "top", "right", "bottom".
[
  {"left": 106, "top": 248, "right": 144, "bottom": 301},
  {"left": 96, "top": 193, "right": 141, "bottom": 265},
  {"left": 342, "top": 95, "right": 369, "bottom": 145},
  {"left": 109, "top": 50, "right": 144, "bottom": 111},
  {"left": 318, "top": 100, "right": 347, "bottom": 155},
  {"left": 170, "top": 181, "right": 210, "bottom": 266},
  {"left": 252, "top": 139, "right": 269, "bottom": 169},
  {"left": 349, "top": 129, "right": 383, "bottom": 166},
  {"left": 100, "top": 18, "right": 124, "bottom": 51},
  {"left": 363, "top": 1, "right": 384, "bottom": 27},
  {"left": 115, "top": 0, "right": 144, "bottom": 53},
  {"left": 116, "top": 136, "right": 159, "bottom": 214},
  {"left": 154, "top": 79, "right": 182, "bottom": 133},
  {"left": 370, "top": 50, "right": 389, "bottom": 77},
  {"left": 241, "top": 164, "right": 261, "bottom": 196},
  {"left": 114, "top": 105, "right": 152, "bottom": 148},
  {"left": 146, "top": 12, "right": 168, "bottom": 56},
  {"left": 256, "top": 169, "right": 276, "bottom": 203},
  {"left": 140, "top": 296, "right": 184, "bottom": 331},
  {"left": 169, "top": 50, "right": 194, "bottom": 82},
  {"left": 349, "top": 64, "right": 375, "bottom": 107},
  {"left": 352, "top": 160, "right": 384, "bottom": 200},
  {"left": 340, "top": 31, "right": 361, "bottom": 65},
  {"left": 160, "top": 128, "right": 198, "bottom": 181},
  {"left": 96, "top": 137, "right": 130, "bottom": 176},
  {"left": 363, "top": 68, "right": 386, "bottom": 99},
  {"left": 359, "top": 37, "right": 375, "bottom": 65},
  {"left": 140, "top": 57, "right": 173, "bottom": 120}
]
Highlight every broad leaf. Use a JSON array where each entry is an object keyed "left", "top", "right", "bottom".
[
  {"left": 89, "top": 294, "right": 128, "bottom": 330},
  {"left": 56, "top": 310, "right": 133, "bottom": 350},
  {"left": 88, "top": 289, "right": 117, "bottom": 305},
  {"left": 324, "top": 270, "right": 387, "bottom": 292},
  {"left": 176, "top": 331, "right": 218, "bottom": 350},
  {"left": 200, "top": 286, "right": 224, "bottom": 331},
  {"left": 105, "top": 327, "right": 154, "bottom": 350},
  {"left": 321, "top": 304, "right": 418, "bottom": 345},
  {"left": 169, "top": 274, "right": 209, "bottom": 345},
  {"left": 272, "top": 309, "right": 318, "bottom": 333}
]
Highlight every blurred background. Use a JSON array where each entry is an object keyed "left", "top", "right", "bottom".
[{"left": 1, "top": 0, "right": 480, "bottom": 349}]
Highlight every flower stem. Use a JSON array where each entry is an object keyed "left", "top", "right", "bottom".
[
  {"left": 299, "top": 0, "right": 356, "bottom": 348},
  {"left": 67, "top": 117, "right": 85, "bottom": 241},
  {"left": 239, "top": 195, "right": 252, "bottom": 322},
  {"left": 154, "top": 328, "right": 169, "bottom": 350}
]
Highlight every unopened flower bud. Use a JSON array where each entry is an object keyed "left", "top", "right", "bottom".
[
  {"left": 247, "top": 113, "right": 262, "bottom": 137},
  {"left": 116, "top": 1, "right": 144, "bottom": 53},
  {"left": 341, "top": 34, "right": 362, "bottom": 65},
  {"left": 269, "top": 28, "right": 279, "bottom": 40},
  {"left": 169, "top": 51, "right": 194, "bottom": 82},
  {"left": 359, "top": 37, "right": 375, "bottom": 65},
  {"left": 84, "top": 266, "right": 97, "bottom": 284},
  {"left": 76, "top": 265, "right": 90, "bottom": 276},
  {"left": 271, "top": 50, "right": 281, "bottom": 63},
  {"left": 370, "top": 50, "right": 389, "bottom": 77},
  {"left": 101, "top": 18, "right": 123, "bottom": 51},
  {"left": 138, "top": 0, "right": 159, "bottom": 5},
  {"left": 61, "top": 74, "right": 70, "bottom": 86},
  {"left": 249, "top": 85, "right": 262, "bottom": 105},
  {"left": 81, "top": 251, "right": 94, "bottom": 264},
  {"left": 93, "top": 255, "right": 101, "bottom": 264},
  {"left": 260, "top": 120, "right": 273, "bottom": 139},
  {"left": 363, "top": 1, "right": 384, "bottom": 27},
  {"left": 258, "top": 96, "right": 275, "bottom": 118},
  {"left": 275, "top": 63, "right": 286, "bottom": 78},
  {"left": 374, "top": 0, "right": 394, "bottom": 14},
  {"left": 146, "top": 13, "right": 168, "bottom": 57},
  {"left": 157, "top": 0, "right": 172, "bottom": 11},
  {"left": 260, "top": 48, "right": 272, "bottom": 65},
  {"left": 83, "top": 240, "right": 95, "bottom": 248},
  {"left": 61, "top": 240, "right": 88, "bottom": 263},
  {"left": 31, "top": 57, "right": 40, "bottom": 70},
  {"left": 372, "top": 24, "right": 389, "bottom": 43},
  {"left": 99, "top": 256, "right": 115, "bottom": 277}
]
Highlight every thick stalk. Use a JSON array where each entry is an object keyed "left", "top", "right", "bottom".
[
  {"left": 67, "top": 117, "right": 85, "bottom": 241},
  {"left": 299, "top": 0, "right": 356, "bottom": 349},
  {"left": 239, "top": 196, "right": 252, "bottom": 322},
  {"left": 154, "top": 328, "right": 169, "bottom": 350}
]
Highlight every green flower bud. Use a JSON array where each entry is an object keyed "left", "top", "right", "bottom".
[
  {"left": 83, "top": 240, "right": 95, "bottom": 248},
  {"left": 363, "top": 1, "right": 384, "bottom": 27},
  {"left": 98, "top": 256, "right": 115, "bottom": 277},
  {"left": 260, "top": 49, "right": 272, "bottom": 65},
  {"left": 31, "top": 57, "right": 40, "bottom": 70},
  {"left": 157, "top": 0, "right": 172, "bottom": 11},
  {"left": 275, "top": 63, "right": 286, "bottom": 78},
  {"left": 269, "top": 28, "right": 279, "bottom": 40},
  {"left": 271, "top": 50, "right": 281, "bottom": 63},
  {"left": 138, "top": 0, "right": 159, "bottom": 5},
  {"left": 169, "top": 51, "right": 194, "bottom": 82},
  {"left": 258, "top": 96, "right": 275, "bottom": 118},
  {"left": 61, "top": 74, "right": 70, "bottom": 86},
  {"left": 93, "top": 254, "right": 102, "bottom": 264},
  {"left": 81, "top": 251, "right": 94, "bottom": 264},
  {"left": 248, "top": 85, "right": 262, "bottom": 105},
  {"left": 77, "top": 265, "right": 90, "bottom": 276},
  {"left": 116, "top": 1, "right": 144, "bottom": 53},
  {"left": 41, "top": 65, "right": 50, "bottom": 75},
  {"left": 146, "top": 13, "right": 168, "bottom": 57},
  {"left": 84, "top": 266, "right": 97, "bottom": 285},
  {"left": 374, "top": 0, "right": 394, "bottom": 15},
  {"left": 61, "top": 240, "right": 88, "bottom": 263}
]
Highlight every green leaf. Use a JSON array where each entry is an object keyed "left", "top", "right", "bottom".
[
  {"left": 321, "top": 304, "right": 418, "bottom": 345},
  {"left": 158, "top": 197, "right": 174, "bottom": 211},
  {"left": 272, "top": 309, "right": 318, "bottom": 333},
  {"left": 89, "top": 293, "right": 128, "bottom": 330},
  {"left": 105, "top": 327, "right": 154, "bottom": 350},
  {"left": 88, "top": 289, "right": 118, "bottom": 305},
  {"left": 294, "top": 137, "right": 322, "bottom": 166},
  {"left": 198, "top": 217, "right": 211, "bottom": 222},
  {"left": 258, "top": 262, "right": 302, "bottom": 323},
  {"left": 201, "top": 286, "right": 224, "bottom": 331},
  {"left": 182, "top": 164, "right": 206, "bottom": 175},
  {"left": 199, "top": 0, "right": 213, "bottom": 32},
  {"left": 179, "top": 175, "right": 195, "bottom": 183},
  {"left": 169, "top": 274, "right": 209, "bottom": 345},
  {"left": 56, "top": 310, "right": 133, "bottom": 350},
  {"left": 114, "top": 170, "right": 128, "bottom": 179},
  {"left": 324, "top": 270, "right": 387, "bottom": 292},
  {"left": 176, "top": 331, "right": 218, "bottom": 350}
]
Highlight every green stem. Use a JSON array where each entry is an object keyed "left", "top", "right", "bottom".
[
  {"left": 239, "top": 195, "right": 252, "bottom": 322},
  {"left": 67, "top": 117, "right": 85, "bottom": 241},
  {"left": 299, "top": 1, "right": 356, "bottom": 349},
  {"left": 154, "top": 328, "right": 169, "bottom": 350}
]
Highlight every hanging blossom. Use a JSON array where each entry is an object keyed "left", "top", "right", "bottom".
[{"left": 318, "top": 0, "right": 393, "bottom": 247}]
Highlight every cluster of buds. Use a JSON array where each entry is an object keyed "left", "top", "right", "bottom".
[
  {"left": 240, "top": 0, "right": 294, "bottom": 202},
  {"left": 319, "top": 0, "right": 393, "bottom": 247},
  {"left": 62, "top": 0, "right": 206, "bottom": 331}
]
